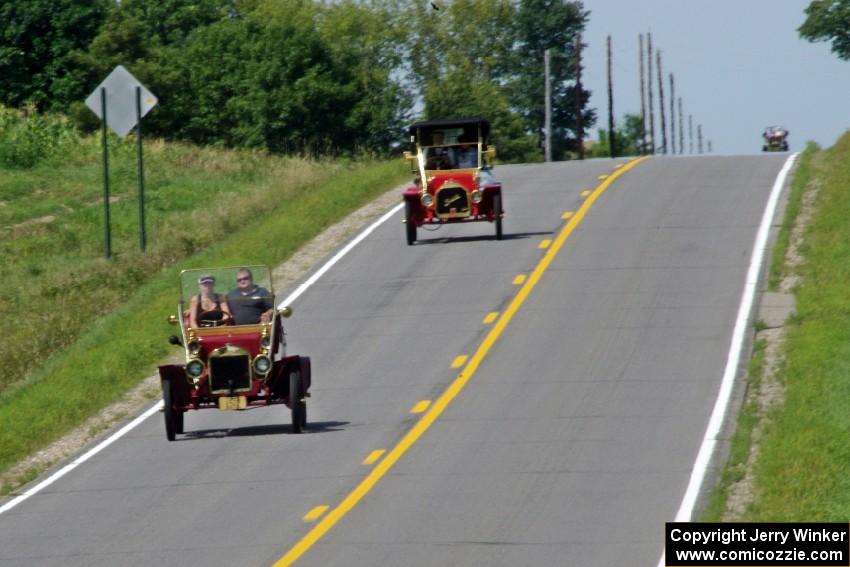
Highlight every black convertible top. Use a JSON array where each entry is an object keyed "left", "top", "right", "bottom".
[{"left": 407, "top": 117, "right": 490, "bottom": 139}]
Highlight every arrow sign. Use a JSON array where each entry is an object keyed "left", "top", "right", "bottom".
[{"left": 85, "top": 65, "right": 157, "bottom": 138}]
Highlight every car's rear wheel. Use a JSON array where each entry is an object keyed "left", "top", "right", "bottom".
[
  {"left": 161, "top": 378, "right": 177, "bottom": 441},
  {"left": 493, "top": 193, "right": 503, "bottom": 240},
  {"left": 289, "top": 370, "right": 304, "bottom": 433},
  {"left": 405, "top": 201, "right": 417, "bottom": 245}
]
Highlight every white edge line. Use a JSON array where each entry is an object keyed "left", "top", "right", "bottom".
[
  {"left": 278, "top": 202, "right": 404, "bottom": 308},
  {"left": 0, "top": 401, "right": 163, "bottom": 515},
  {"left": 656, "top": 152, "right": 799, "bottom": 567},
  {"left": 0, "top": 200, "right": 406, "bottom": 516}
]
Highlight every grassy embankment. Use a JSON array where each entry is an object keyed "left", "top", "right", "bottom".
[
  {"left": 703, "top": 133, "right": 850, "bottom": 519},
  {"left": 0, "top": 107, "right": 408, "bottom": 491}
]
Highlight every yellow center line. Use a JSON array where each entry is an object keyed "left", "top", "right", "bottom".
[
  {"left": 362, "top": 449, "right": 386, "bottom": 465},
  {"left": 581, "top": 190, "right": 592, "bottom": 197},
  {"left": 271, "top": 155, "right": 650, "bottom": 567},
  {"left": 451, "top": 355, "right": 468, "bottom": 368},
  {"left": 561, "top": 211, "right": 573, "bottom": 220},
  {"left": 538, "top": 239, "right": 552, "bottom": 249},
  {"left": 410, "top": 400, "right": 431, "bottom": 414},
  {"left": 303, "top": 506, "right": 330, "bottom": 522},
  {"left": 512, "top": 274, "right": 527, "bottom": 285},
  {"left": 483, "top": 312, "right": 499, "bottom": 324}
]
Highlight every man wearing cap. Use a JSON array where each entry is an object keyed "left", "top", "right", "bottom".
[
  {"left": 189, "top": 273, "right": 233, "bottom": 328},
  {"left": 227, "top": 268, "right": 274, "bottom": 325}
]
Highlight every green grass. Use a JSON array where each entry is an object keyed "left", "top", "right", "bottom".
[
  {"left": 0, "top": 119, "right": 409, "bottom": 483},
  {"left": 700, "top": 336, "right": 766, "bottom": 521},
  {"left": 767, "top": 142, "right": 819, "bottom": 290},
  {"left": 706, "top": 132, "right": 850, "bottom": 520}
]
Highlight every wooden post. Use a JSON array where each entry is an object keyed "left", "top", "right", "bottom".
[
  {"left": 669, "top": 73, "right": 676, "bottom": 155},
  {"left": 544, "top": 48, "right": 552, "bottom": 162},
  {"left": 656, "top": 49, "right": 667, "bottom": 154},
  {"left": 689, "top": 114, "right": 694, "bottom": 154},
  {"left": 647, "top": 33, "right": 655, "bottom": 154},
  {"left": 678, "top": 97, "right": 684, "bottom": 155},
  {"left": 607, "top": 35, "right": 616, "bottom": 158},
  {"left": 575, "top": 33, "right": 585, "bottom": 159}
]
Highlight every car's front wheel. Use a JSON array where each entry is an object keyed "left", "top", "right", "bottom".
[
  {"left": 405, "top": 201, "right": 417, "bottom": 245},
  {"left": 289, "top": 370, "right": 305, "bottom": 433},
  {"left": 493, "top": 193, "right": 503, "bottom": 240},
  {"left": 161, "top": 378, "right": 178, "bottom": 441}
]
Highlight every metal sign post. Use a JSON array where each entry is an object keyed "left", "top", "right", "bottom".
[
  {"left": 85, "top": 66, "right": 157, "bottom": 256},
  {"left": 136, "top": 86, "right": 146, "bottom": 252},
  {"left": 100, "top": 88, "right": 111, "bottom": 259}
]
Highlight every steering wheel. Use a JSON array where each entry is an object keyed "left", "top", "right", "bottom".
[{"left": 198, "top": 309, "right": 231, "bottom": 327}]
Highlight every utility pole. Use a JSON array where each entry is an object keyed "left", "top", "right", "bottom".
[
  {"left": 669, "top": 74, "right": 676, "bottom": 155},
  {"left": 544, "top": 48, "right": 552, "bottom": 162},
  {"left": 607, "top": 35, "right": 616, "bottom": 158},
  {"left": 708, "top": 140, "right": 713, "bottom": 153},
  {"left": 688, "top": 114, "right": 693, "bottom": 154},
  {"left": 639, "top": 34, "right": 647, "bottom": 155},
  {"left": 647, "top": 32, "right": 655, "bottom": 154},
  {"left": 575, "top": 33, "right": 585, "bottom": 159},
  {"left": 656, "top": 49, "right": 667, "bottom": 154},
  {"left": 678, "top": 97, "right": 684, "bottom": 154},
  {"left": 698, "top": 124, "right": 704, "bottom": 154}
]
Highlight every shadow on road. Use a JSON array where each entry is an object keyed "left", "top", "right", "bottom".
[
  {"left": 413, "top": 230, "right": 553, "bottom": 245},
  {"left": 178, "top": 420, "right": 349, "bottom": 440}
]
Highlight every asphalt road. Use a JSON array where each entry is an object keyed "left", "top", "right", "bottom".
[{"left": 0, "top": 154, "right": 793, "bottom": 567}]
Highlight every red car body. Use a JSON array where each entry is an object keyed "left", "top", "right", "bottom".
[
  {"left": 402, "top": 118, "right": 504, "bottom": 244},
  {"left": 159, "top": 265, "right": 310, "bottom": 440}
]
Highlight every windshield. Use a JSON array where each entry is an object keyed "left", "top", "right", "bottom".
[
  {"left": 422, "top": 144, "right": 480, "bottom": 170},
  {"left": 180, "top": 265, "right": 274, "bottom": 327}
]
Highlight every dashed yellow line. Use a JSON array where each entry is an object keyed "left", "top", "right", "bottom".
[
  {"left": 539, "top": 239, "right": 552, "bottom": 249},
  {"left": 597, "top": 174, "right": 608, "bottom": 180},
  {"left": 483, "top": 312, "right": 499, "bottom": 324},
  {"left": 410, "top": 400, "right": 431, "bottom": 414},
  {"left": 581, "top": 190, "right": 592, "bottom": 197},
  {"left": 512, "top": 274, "right": 526, "bottom": 285},
  {"left": 271, "top": 155, "right": 651, "bottom": 567},
  {"left": 362, "top": 450, "right": 386, "bottom": 465},
  {"left": 562, "top": 211, "right": 573, "bottom": 220},
  {"left": 303, "top": 506, "right": 329, "bottom": 522},
  {"left": 451, "top": 355, "right": 468, "bottom": 368}
]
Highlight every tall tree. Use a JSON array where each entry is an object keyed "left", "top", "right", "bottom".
[
  {"left": 310, "top": 0, "right": 413, "bottom": 152},
  {"left": 405, "top": 0, "right": 538, "bottom": 161},
  {"left": 510, "top": 0, "right": 594, "bottom": 159},
  {"left": 0, "top": 0, "right": 110, "bottom": 110},
  {"left": 799, "top": 0, "right": 850, "bottom": 60}
]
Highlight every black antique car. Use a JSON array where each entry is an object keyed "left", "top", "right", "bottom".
[
  {"left": 159, "top": 265, "right": 311, "bottom": 440},
  {"left": 402, "top": 118, "right": 504, "bottom": 244}
]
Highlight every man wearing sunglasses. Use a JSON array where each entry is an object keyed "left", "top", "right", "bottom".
[{"left": 227, "top": 268, "right": 274, "bottom": 325}]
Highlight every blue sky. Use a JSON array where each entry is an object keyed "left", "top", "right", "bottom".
[{"left": 579, "top": 0, "right": 850, "bottom": 155}]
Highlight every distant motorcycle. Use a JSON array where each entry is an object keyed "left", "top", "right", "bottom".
[{"left": 762, "top": 126, "right": 789, "bottom": 152}]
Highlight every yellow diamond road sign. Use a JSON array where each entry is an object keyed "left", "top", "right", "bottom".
[{"left": 85, "top": 65, "right": 157, "bottom": 138}]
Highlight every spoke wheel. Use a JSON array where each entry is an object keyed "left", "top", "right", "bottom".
[
  {"left": 493, "top": 193, "right": 503, "bottom": 240},
  {"left": 162, "top": 378, "right": 177, "bottom": 441},
  {"left": 289, "top": 370, "right": 304, "bottom": 434},
  {"left": 405, "top": 201, "right": 417, "bottom": 245}
]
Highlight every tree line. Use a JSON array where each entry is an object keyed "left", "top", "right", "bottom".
[{"left": 0, "top": 0, "right": 597, "bottom": 162}]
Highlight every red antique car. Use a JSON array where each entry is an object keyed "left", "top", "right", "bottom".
[
  {"left": 159, "top": 265, "right": 311, "bottom": 440},
  {"left": 402, "top": 118, "right": 503, "bottom": 244},
  {"left": 762, "top": 126, "right": 790, "bottom": 152}
]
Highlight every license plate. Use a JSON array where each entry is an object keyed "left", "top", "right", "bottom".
[{"left": 218, "top": 396, "right": 247, "bottom": 411}]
